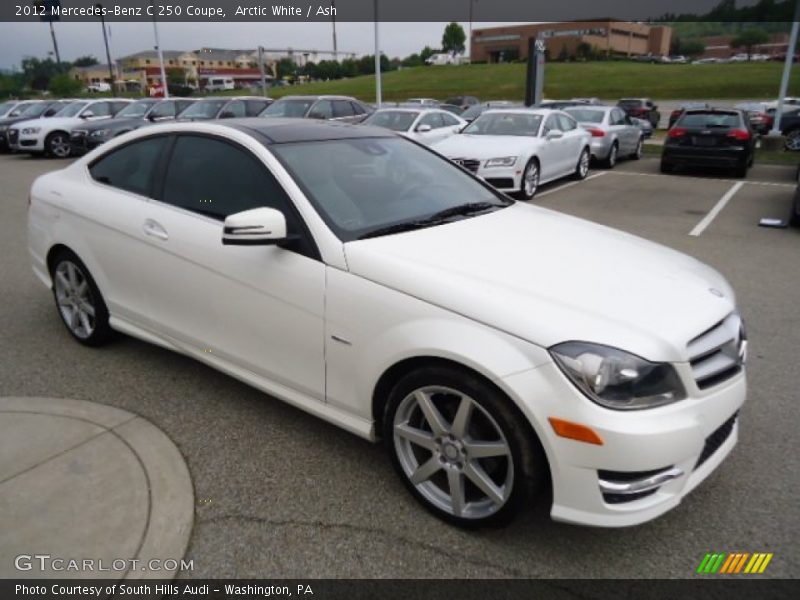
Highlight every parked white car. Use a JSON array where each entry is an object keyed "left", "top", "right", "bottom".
[
  {"left": 563, "top": 105, "right": 644, "bottom": 167},
  {"left": 28, "top": 119, "right": 746, "bottom": 528},
  {"left": 432, "top": 108, "right": 591, "bottom": 199},
  {"left": 9, "top": 99, "right": 131, "bottom": 157},
  {"left": 362, "top": 108, "right": 466, "bottom": 145}
]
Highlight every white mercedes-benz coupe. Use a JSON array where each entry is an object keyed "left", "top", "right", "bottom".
[
  {"left": 432, "top": 108, "right": 592, "bottom": 199},
  {"left": 28, "top": 119, "right": 747, "bottom": 528}
]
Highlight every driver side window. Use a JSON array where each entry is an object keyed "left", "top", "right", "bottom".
[{"left": 542, "top": 115, "right": 560, "bottom": 136}]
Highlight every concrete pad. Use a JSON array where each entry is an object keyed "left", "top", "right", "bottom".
[{"left": 0, "top": 397, "right": 194, "bottom": 580}]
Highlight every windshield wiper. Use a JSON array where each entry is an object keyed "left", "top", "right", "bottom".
[{"left": 357, "top": 202, "right": 502, "bottom": 240}]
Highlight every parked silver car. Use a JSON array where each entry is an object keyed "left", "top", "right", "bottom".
[{"left": 564, "top": 105, "right": 644, "bottom": 167}]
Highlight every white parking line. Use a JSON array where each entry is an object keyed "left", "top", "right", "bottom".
[
  {"left": 534, "top": 171, "right": 608, "bottom": 199},
  {"left": 608, "top": 170, "right": 795, "bottom": 188},
  {"left": 689, "top": 181, "right": 745, "bottom": 237}
]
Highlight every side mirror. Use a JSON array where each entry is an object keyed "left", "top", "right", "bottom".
[
  {"left": 81, "top": 110, "right": 95, "bottom": 119},
  {"left": 44, "top": 109, "right": 57, "bottom": 117},
  {"left": 546, "top": 129, "right": 564, "bottom": 140},
  {"left": 416, "top": 123, "right": 432, "bottom": 132},
  {"left": 222, "top": 207, "right": 287, "bottom": 246}
]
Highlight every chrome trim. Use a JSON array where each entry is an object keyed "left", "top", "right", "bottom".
[{"left": 598, "top": 467, "right": 684, "bottom": 495}]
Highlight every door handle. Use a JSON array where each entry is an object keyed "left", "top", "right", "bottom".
[{"left": 142, "top": 219, "right": 169, "bottom": 241}]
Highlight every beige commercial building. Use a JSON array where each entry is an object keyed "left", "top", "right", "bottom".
[{"left": 471, "top": 21, "right": 673, "bottom": 63}]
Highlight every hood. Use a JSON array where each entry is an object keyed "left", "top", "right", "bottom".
[
  {"left": 82, "top": 117, "right": 143, "bottom": 133},
  {"left": 433, "top": 134, "right": 543, "bottom": 159},
  {"left": 344, "top": 203, "right": 735, "bottom": 362},
  {"left": 13, "top": 117, "right": 82, "bottom": 131}
]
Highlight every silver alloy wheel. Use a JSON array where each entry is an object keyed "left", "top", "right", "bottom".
[
  {"left": 786, "top": 131, "right": 800, "bottom": 151},
  {"left": 523, "top": 161, "right": 539, "bottom": 198},
  {"left": 578, "top": 149, "right": 590, "bottom": 177},
  {"left": 49, "top": 134, "right": 71, "bottom": 158},
  {"left": 54, "top": 261, "right": 96, "bottom": 339},
  {"left": 393, "top": 386, "right": 514, "bottom": 519},
  {"left": 608, "top": 143, "right": 617, "bottom": 167}
]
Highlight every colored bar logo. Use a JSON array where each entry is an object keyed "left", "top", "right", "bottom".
[{"left": 697, "top": 552, "right": 773, "bottom": 574}]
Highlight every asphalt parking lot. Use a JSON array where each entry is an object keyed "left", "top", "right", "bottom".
[{"left": 1, "top": 152, "right": 798, "bottom": 579}]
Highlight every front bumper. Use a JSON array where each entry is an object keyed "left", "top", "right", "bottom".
[
  {"left": 449, "top": 157, "right": 523, "bottom": 192},
  {"left": 500, "top": 360, "right": 746, "bottom": 527},
  {"left": 12, "top": 132, "right": 45, "bottom": 153}
]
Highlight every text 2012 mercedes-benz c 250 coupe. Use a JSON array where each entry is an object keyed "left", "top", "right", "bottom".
[{"left": 28, "top": 119, "right": 747, "bottom": 528}]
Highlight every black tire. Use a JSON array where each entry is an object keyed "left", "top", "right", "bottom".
[
  {"left": 49, "top": 249, "right": 113, "bottom": 346},
  {"left": 573, "top": 147, "right": 590, "bottom": 180},
  {"left": 44, "top": 131, "right": 72, "bottom": 159},
  {"left": 603, "top": 142, "right": 618, "bottom": 169},
  {"left": 660, "top": 159, "right": 674, "bottom": 174},
  {"left": 733, "top": 163, "right": 748, "bottom": 178},
  {"left": 631, "top": 136, "right": 644, "bottom": 160},
  {"left": 382, "top": 365, "right": 546, "bottom": 528},
  {"left": 516, "top": 158, "right": 540, "bottom": 200},
  {"left": 785, "top": 129, "right": 800, "bottom": 152}
]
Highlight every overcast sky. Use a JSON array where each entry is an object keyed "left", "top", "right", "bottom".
[{"left": 0, "top": 21, "right": 515, "bottom": 69}]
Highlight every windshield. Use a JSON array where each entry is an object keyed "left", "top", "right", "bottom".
[
  {"left": 363, "top": 111, "right": 419, "bottom": 132},
  {"left": 271, "top": 137, "right": 509, "bottom": 242},
  {"left": 19, "top": 102, "right": 51, "bottom": 118},
  {"left": 679, "top": 112, "right": 740, "bottom": 128},
  {"left": 462, "top": 112, "right": 542, "bottom": 136},
  {"left": 564, "top": 108, "right": 605, "bottom": 123},
  {"left": 55, "top": 102, "right": 89, "bottom": 118},
  {"left": 115, "top": 101, "right": 158, "bottom": 118},
  {"left": 260, "top": 99, "right": 314, "bottom": 118},
  {"left": 0, "top": 101, "right": 17, "bottom": 116},
  {"left": 180, "top": 100, "right": 226, "bottom": 119}
]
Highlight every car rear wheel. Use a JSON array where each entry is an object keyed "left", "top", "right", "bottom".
[
  {"left": 573, "top": 147, "right": 590, "bottom": 180},
  {"left": 660, "top": 160, "right": 673, "bottom": 174},
  {"left": 383, "top": 365, "right": 545, "bottom": 528},
  {"left": 45, "top": 132, "right": 71, "bottom": 159},
  {"left": 50, "top": 250, "right": 112, "bottom": 346},
  {"left": 785, "top": 129, "right": 800, "bottom": 151},
  {"left": 603, "top": 142, "right": 618, "bottom": 168},
  {"left": 517, "top": 159, "right": 540, "bottom": 200},
  {"left": 631, "top": 137, "right": 644, "bottom": 160}
]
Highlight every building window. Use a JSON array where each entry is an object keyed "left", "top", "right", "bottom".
[{"left": 146, "top": 60, "right": 151, "bottom": 64}]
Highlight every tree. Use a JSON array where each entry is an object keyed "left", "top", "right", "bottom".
[
  {"left": 21, "top": 56, "right": 64, "bottom": 91},
  {"left": 72, "top": 55, "right": 99, "bottom": 68},
  {"left": 557, "top": 44, "right": 569, "bottom": 62},
  {"left": 730, "top": 28, "right": 769, "bottom": 59},
  {"left": 679, "top": 39, "right": 707, "bottom": 56},
  {"left": 49, "top": 74, "right": 83, "bottom": 96},
  {"left": 441, "top": 22, "right": 466, "bottom": 56},
  {"left": 419, "top": 46, "right": 437, "bottom": 63},
  {"left": 576, "top": 42, "right": 593, "bottom": 60}
]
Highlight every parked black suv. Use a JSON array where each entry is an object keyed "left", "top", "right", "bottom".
[{"left": 661, "top": 109, "right": 756, "bottom": 177}]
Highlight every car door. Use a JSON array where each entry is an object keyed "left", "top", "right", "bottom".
[
  {"left": 540, "top": 114, "right": 568, "bottom": 180},
  {"left": 439, "top": 112, "right": 465, "bottom": 141},
  {"left": 147, "top": 101, "right": 178, "bottom": 122},
  {"left": 139, "top": 133, "right": 326, "bottom": 400},
  {"left": 413, "top": 112, "right": 447, "bottom": 145},
  {"left": 331, "top": 99, "right": 358, "bottom": 123},
  {"left": 80, "top": 135, "right": 171, "bottom": 324},
  {"left": 556, "top": 113, "right": 583, "bottom": 174},
  {"left": 219, "top": 100, "right": 246, "bottom": 119},
  {"left": 308, "top": 99, "right": 334, "bottom": 120}
]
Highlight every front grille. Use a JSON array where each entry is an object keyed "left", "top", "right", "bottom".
[
  {"left": 695, "top": 412, "right": 738, "bottom": 469},
  {"left": 452, "top": 157, "right": 480, "bottom": 173},
  {"left": 687, "top": 312, "right": 746, "bottom": 390},
  {"left": 8, "top": 129, "right": 19, "bottom": 145}
]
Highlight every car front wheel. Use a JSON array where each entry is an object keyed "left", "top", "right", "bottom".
[
  {"left": 517, "top": 158, "right": 540, "bottom": 200},
  {"left": 573, "top": 147, "right": 590, "bottom": 180},
  {"left": 384, "top": 365, "right": 545, "bottom": 527},
  {"left": 50, "top": 250, "right": 112, "bottom": 346},
  {"left": 631, "top": 137, "right": 644, "bottom": 160},
  {"left": 45, "top": 132, "right": 72, "bottom": 158}
]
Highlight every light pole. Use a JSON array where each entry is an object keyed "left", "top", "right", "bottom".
[
  {"left": 94, "top": 5, "right": 115, "bottom": 89},
  {"left": 374, "top": 0, "right": 381, "bottom": 107},
  {"left": 331, "top": 0, "right": 338, "bottom": 61},
  {"left": 770, "top": 0, "right": 800, "bottom": 137},
  {"left": 258, "top": 46, "right": 268, "bottom": 97},
  {"left": 148, "top": 0, "right": 169, "bottom": 98}
]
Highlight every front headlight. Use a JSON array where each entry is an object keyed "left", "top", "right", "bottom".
[
  {"left": 21, "top": 127, "right": 41, "bottom": 135},
  {"left": 485, "top": 156, "right": 517, "bottom": 168},
  {"left": 90, "top": 129, "right": 111, "bottom": 138},
  {"left": 550, "top": 341, "right": 686, "bottom": 410}
]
